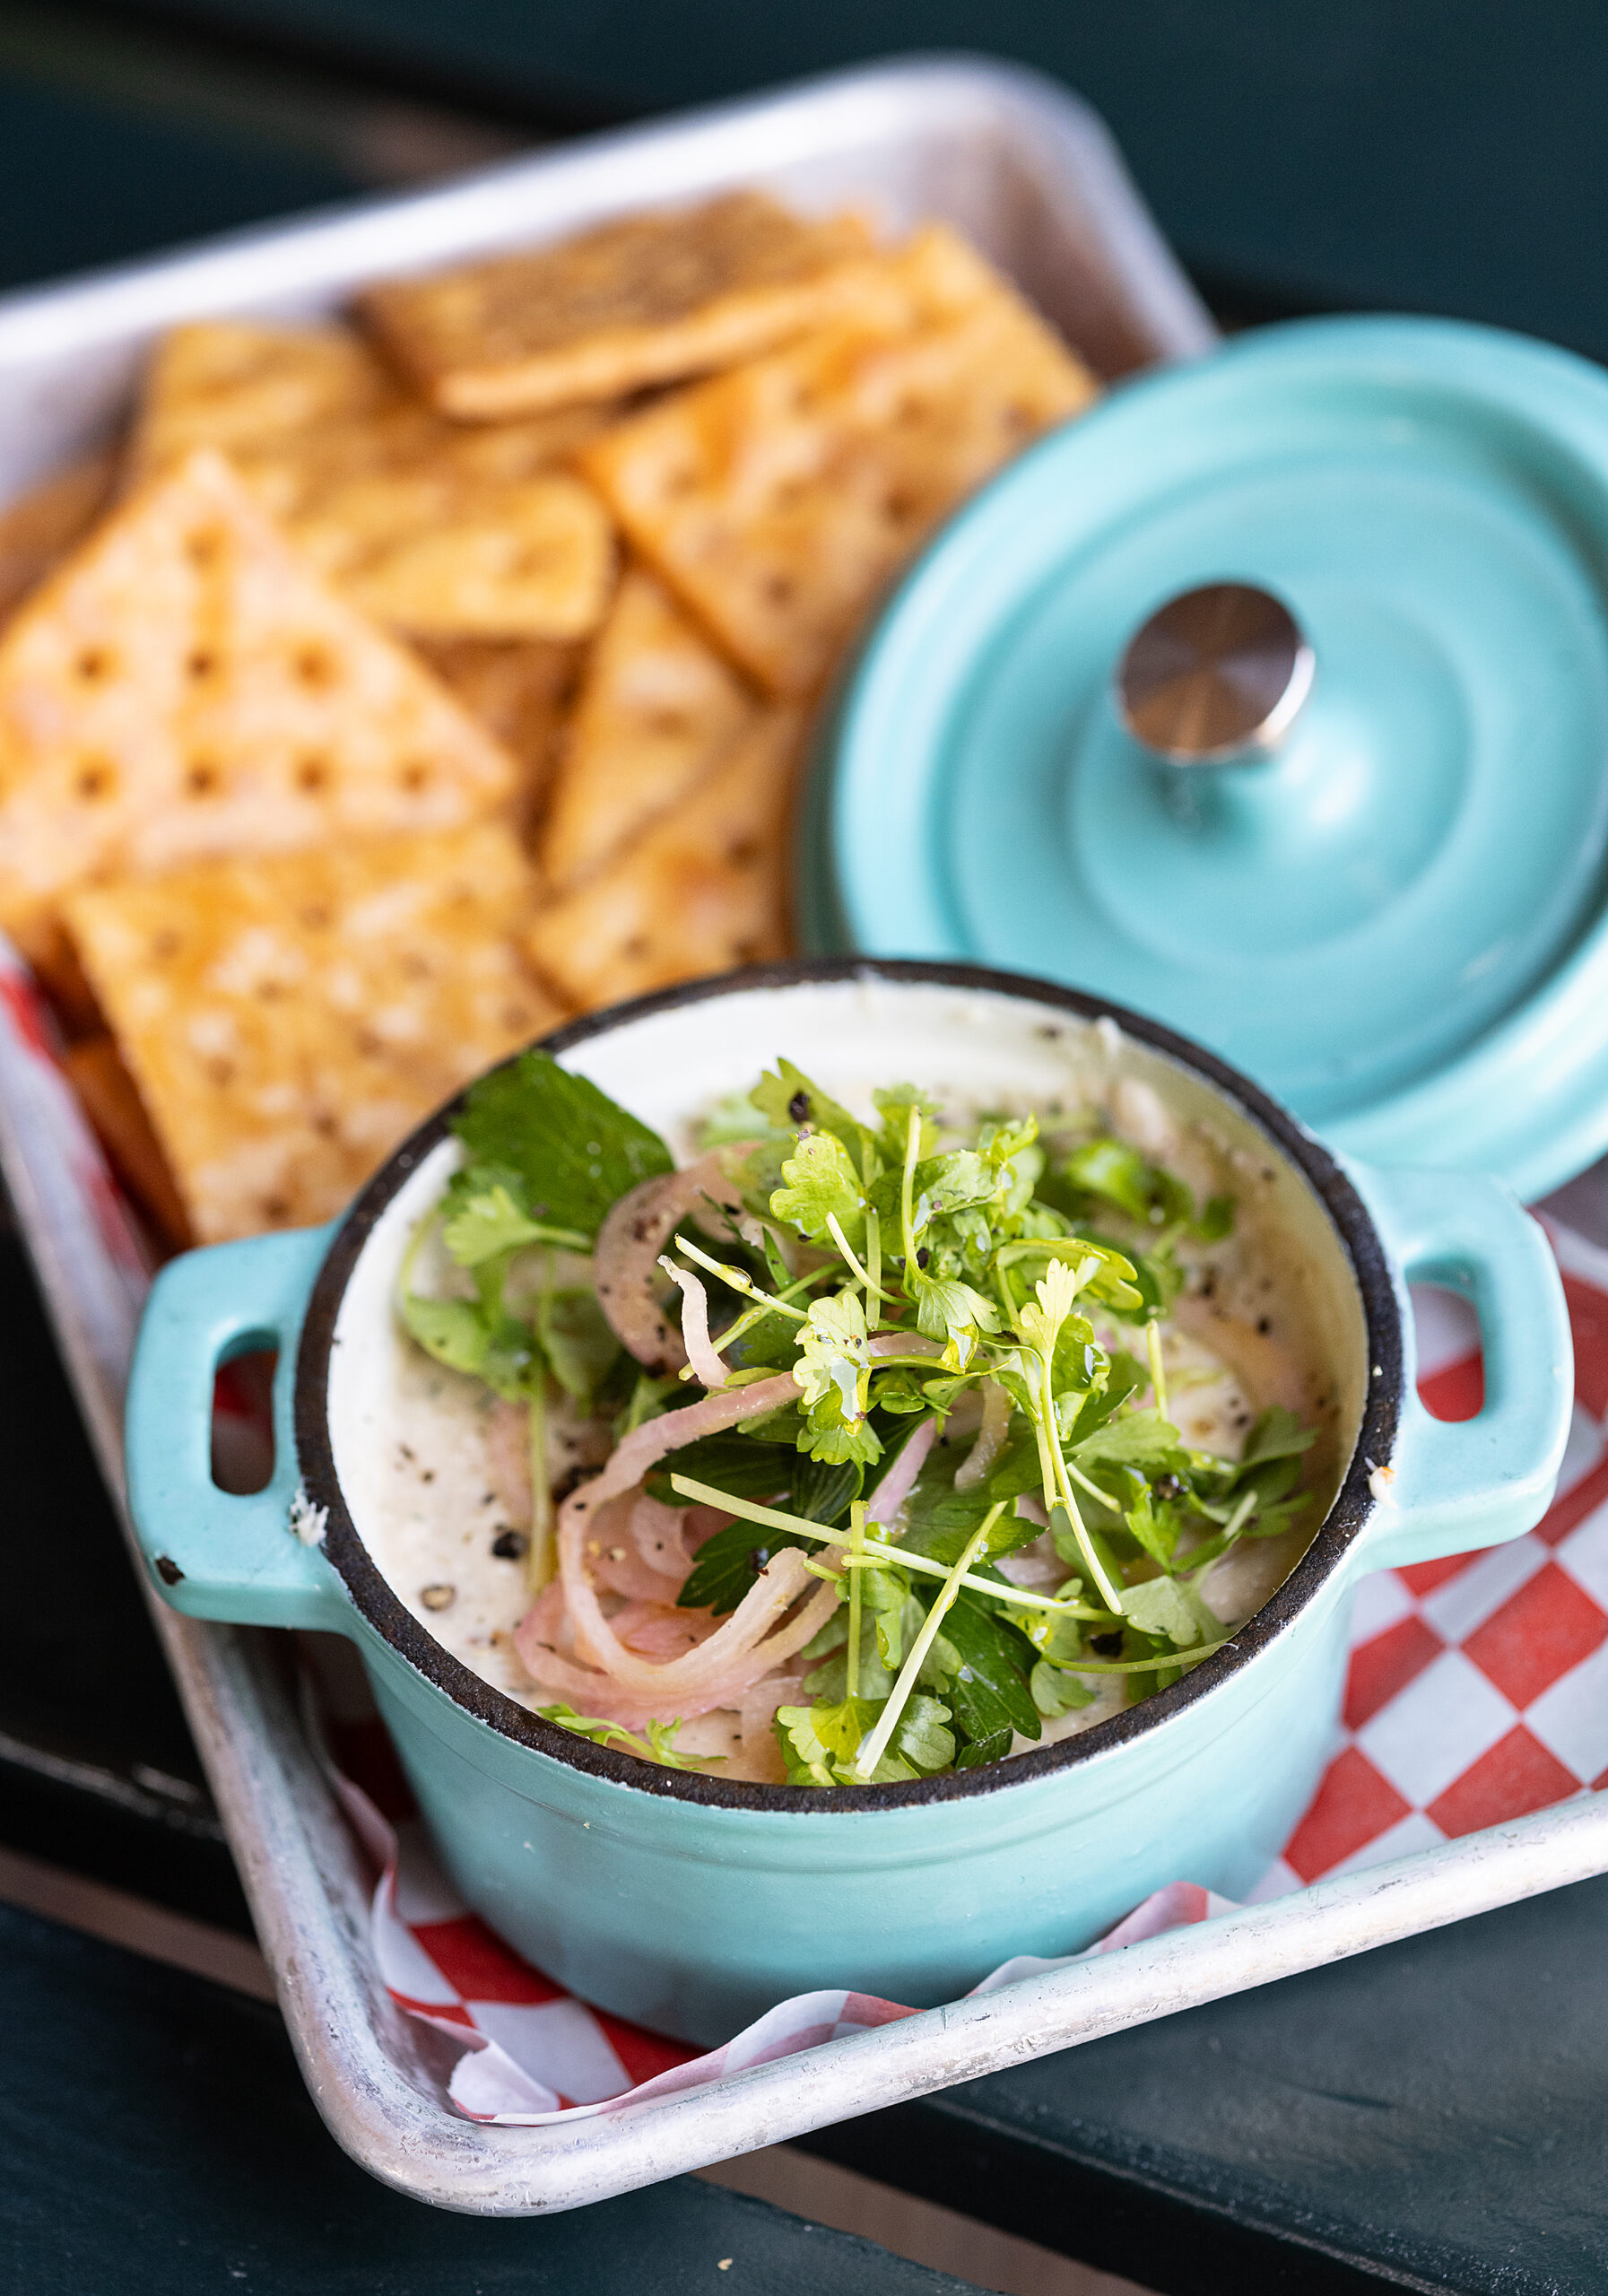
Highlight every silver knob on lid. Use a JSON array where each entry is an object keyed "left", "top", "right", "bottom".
[{"left": 1117, "top": 582, "right": 1315, "bottom": 765}]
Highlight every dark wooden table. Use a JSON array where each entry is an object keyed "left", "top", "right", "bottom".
[{"left": 4, "top": 18, "right": 1608, "bottom": 2290}]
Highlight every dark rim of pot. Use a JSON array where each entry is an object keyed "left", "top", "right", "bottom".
[{"left": 295, "top": 958, "right": 1401, "bottom": 1813}]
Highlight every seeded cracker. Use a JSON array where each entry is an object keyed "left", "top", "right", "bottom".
[
  {"left": 580, "top": 224, "right": 1099, "bottom": 695},
  {"left": 358, "top": 191, "right": 891, "bottom": 418},
  {"left": 525, "top": 707, "right": 801, "bottom": 1009},
  {"left": 539, "top": 565, "right": 756, "bottom": 891},
  {"left": 0, "top": 448, "right": 517, "bottom": 962},
  {"left": 64, "top": 820, "right": 562, "bottom": 1244},
  {"left": 134, "top": 321, "right": 617, "bottom": 642}
]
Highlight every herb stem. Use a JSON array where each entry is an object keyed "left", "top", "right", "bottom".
[
  {"left": 667, "top": 1474, "right": 1097, "bottom": 1614},
  {"left": 900, "top": 1105, "right": 921, "bottom": 1275},
  {"left": 1145, "top": 1318, "right": 1169, "bottom": 1422},
  {"left": 865, "top": 1207, "right": 882, "bottom": 1300},
  {"left": 846, "top": 1500, "right": 866, "bottom": 1698},
  {"left": 1054, "top": 1637, "right": 1230, "bottom": 1677},
  {"left": 827, "top": 1212, "right": 892, "bottom": 1303},
  {"left": 854, "top": 1504, "right": 1004, "bottom": 1780},
  {"left": 672, "top": 1231, "right": 809, "bottom": 1323},
  {"left": 1037, "top": 1355, "right": 1124, "bottom": 1611}
]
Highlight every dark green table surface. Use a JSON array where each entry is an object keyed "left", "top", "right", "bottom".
[
  {"left": 0, "top": 1896, "right": 980, "bottom": 2294},
  {"left": 76, "top": 0, "right": 1608, "bottom": 361}
]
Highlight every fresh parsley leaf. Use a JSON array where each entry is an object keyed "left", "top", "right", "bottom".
[
  {"left": 770, "top": 1130, "right": 867, "bottom": 1250},
  {"left": 793, "top": 1454, "right": 863, "bottom": 1524},
  {"left": 941, "top": 1591, "right": 1041, "bottom": 1761},
  {"left": 538, "top": 1286, "right": 620, "bottom": 1409},
  {"left": 399, "top": 1292, "right": 538, "bottom": 1402},
  {"left": 675, "top": 1517, "right": 809, "bottom": 1615},
  {"left": 451, "top": 1049, "right": 672, "bottom": 1242},
  {"left": 535, "top": 1706, "right": 721, "bottom": 1770},
  {"left": 1073, "top": 1408, "right": 1191, "bottom": 1476},
  {"left": 1232, "top": 1405, "right": 1317, "bottom": 1477},
  {"left": 644, "top": 1431, "right": 793, "bottom": 1509},
  {"left": 1118, "top": 1574, "right": 1221, "bottom": 1648},
  {"left": 1031, "top": 1658, "right": 1097, "bottom": 1717},
  {"left": 752, "top": 1059, "right": 865, "bottom": 1150}
]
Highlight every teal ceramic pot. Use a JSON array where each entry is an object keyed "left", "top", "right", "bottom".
[{"left": 125, "top": 963, "right": 1570, "bottom": 2046}]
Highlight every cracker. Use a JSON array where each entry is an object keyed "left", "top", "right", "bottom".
[
  {"left": 134, "top": 321, "right": 618, "bottom": 641},
  {"left": 324, "top": 471, "right": 614, "bottom": 640},
  {"left": 0, "top": 448, "right": 517, "bottom": 958},
  {"left": 413, "top": 635, "right": 583, "bottom": 825},
  {"left": 134, "top": 321, "right": 400, "bottom": 473},
  {"left": 65, "top": 820, "right": 563, "bottom": 1244},
  {"left": 524, "top": 706, "right": 801, "bottom": 1009},
  {"left": 538, "top": 565, "right": 755, "bottom": 891},
  {"left": 61, "top": 1033, "right": 192, "bottom": 1250},
  {"left": 0, "top": 451, "right": 119, "bottom": 626},
  {"left": 358, "top": 191, "right": 889, "bottom": 418},
  {"left": 579, "top": 224, "right": 1098, "bottom": 694}
]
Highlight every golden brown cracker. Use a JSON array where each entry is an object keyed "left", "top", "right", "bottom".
[
  {"left": 0, "top": 448, "right": 517, "bottom": 954},
  {"left": 134, "top": 320, "right": 618, "bottom": 641},
  {"left": 357, "top": 191, "right": 888, "bottom": 418},
  {"left": 579, "top": 225, "right": 1098, "bottom": 694},
  {"left": 524, "top": 706, "right": 801, "bottom": 1009},
  {"left": 0, "top": 451, "right": 120, "bottom": 627},
  {"left": 539, "top": 565, "right": 755, "bottom": 891},
  {"left": 413, "top": 634, "right": 583, "bottom": 825},
  {"left": 65, "top": 820, "right": 563, "bottom": 1244},
  {"left": 134, "top": 320, "right": 399, "bottom": 474},
  {"left": 326, "top": 470, "right": 614, "bottom": 640},
  {"left": 62, "top": 1032, "right": 193, "bottom": 1250}
]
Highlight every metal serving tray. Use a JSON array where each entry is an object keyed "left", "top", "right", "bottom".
[{"left": 3, "top": 53, "right": 1605, "bottom": 2213}]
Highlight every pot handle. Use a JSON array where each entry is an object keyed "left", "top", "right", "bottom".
[
  {"left": 1345, "top": 1164, "right": 1572, "bottom": 1576},
  {"left": 125, "top": 1223, "right": 351, "bottom": 1631}
]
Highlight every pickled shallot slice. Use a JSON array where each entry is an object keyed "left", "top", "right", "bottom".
[
  {"left": 865, "top": 1413, "right": 939, "bottom": 1526},
  {"left": 593, "top": 1147, "right": 754, "bottom": 1373},
  {"left": 954, "top": 1378, "right": 1013, "bottom": 1491},
  {"left": 657, "top": 1258, "right": 729, "bottom": 1388}
]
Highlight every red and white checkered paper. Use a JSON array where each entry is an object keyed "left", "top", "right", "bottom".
[{"left": 320, "top": 1220, "right": 1608, "bottom": 2126}]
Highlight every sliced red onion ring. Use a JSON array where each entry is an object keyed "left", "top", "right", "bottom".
[
  {"left": 954, "top": 1378, "right": 1013, "bottom": 1491},
  {"left": 593, "top": 1148, "right": 754, "bottom": 1374}
]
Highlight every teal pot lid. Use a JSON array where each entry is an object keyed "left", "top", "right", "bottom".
[{"left": 807, "top": 316, "right": 1608, "bottom": 1199}]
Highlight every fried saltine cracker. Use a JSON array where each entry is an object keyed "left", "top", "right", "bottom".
[
  {"left": 525, "top": 706, "right": 801, "bottom": 1008},
  {"left": 0, "top": 448, "right": 516, "bottom": 960},
  {"left": 0, "top": 451, "right": 119, "bottom": 626},
  {"left": 580, "top": 224, "right": 1097, "bottom": 694},
  {"left": 65, "top": 820, "right": 562, "bottom": 1243},
  {"left": 358, "top": 191, "right": 891, "bottom": 418},
  {"left": 134, "top": 321, "right": 617, "bottom": 641},
  {"left": 413, "top": 634, "right": 583, "bottom": 826},
  {"left": 538, "top": 566, "right": 755, "bottom": 891}
]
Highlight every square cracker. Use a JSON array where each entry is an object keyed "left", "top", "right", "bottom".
[
  {"left": 134, "top": 321, "right": 617, "bottom": 642},
  {"left": 0, "top": 447, "right": 516, "bottom": 959},
  {"left": 524, "top": 706, "right": 801, "bottom": 1010},
  {"left": 579, "top": 224, "right": 1099, "bottom": 695},
  {"left": 538, "top": 564, "right": 755, "bottom": 891},
  {"left": 65, "top": 819, "right": 563, "bottom": 1244},
  {"left": 0, "top": 451, "right": 119, "bottom": 627},
  {"left": 357, "top": 191, "right": 891, "bottom": 419},
  {"left": 413, "top": 635, "right": 583, "bottom": 827}
]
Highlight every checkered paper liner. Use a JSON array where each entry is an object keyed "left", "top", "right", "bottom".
[{"left": 316, "top": 1229, "right": 1608, "bottom": 2126}]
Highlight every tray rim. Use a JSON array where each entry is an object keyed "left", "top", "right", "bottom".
[{"left": 3, "top": 51, "right": 1603, "bottom": 2216}]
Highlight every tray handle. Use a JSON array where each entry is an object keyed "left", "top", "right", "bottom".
[
  {"left": 1346, "top": 1165, "right": 1571, "bottom": 1576},
  {"left": 126, "top": 1224, "right": 349, "bottom": 1631}
]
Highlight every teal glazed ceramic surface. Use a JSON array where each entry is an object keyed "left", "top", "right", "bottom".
[
  {"left": 123, "top": 965, "right": 1571, "bottom": 2046},
  {"left": 807, "top": 318, "right": 1608, "bottom": 1201}
]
